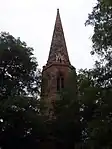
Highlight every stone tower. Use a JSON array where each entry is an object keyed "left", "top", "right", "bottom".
[{"left": 41, "top": 9, "right": 74, "bottom": 114}]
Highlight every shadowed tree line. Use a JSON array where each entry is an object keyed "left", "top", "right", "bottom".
[{"left": 0, "top": 1, "right": 112, "bottom": 148}]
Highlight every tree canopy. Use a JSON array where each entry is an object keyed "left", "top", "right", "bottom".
[
  {"left": 0, "top": 32, "right": 44, "bottom": 149},
  {"left": 84, "top": 0, "right": 112, "bottom": 148},
  {"left": 0, "top": 32, "right": 41, "bottom": 98}
]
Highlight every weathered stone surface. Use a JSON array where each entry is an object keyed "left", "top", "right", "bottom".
[
  {"left": 41, "top": 9, "right": 75, "bottom": 113},
  {"left": 47, "top": 9, "right": 70, "bottom": 65}
]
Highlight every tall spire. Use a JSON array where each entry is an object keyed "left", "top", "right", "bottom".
[{"left": 47, "top": 9, "right": 70, "bottom": 65}]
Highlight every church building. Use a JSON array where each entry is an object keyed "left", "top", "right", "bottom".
[{"left": 41, "top": 9, "right": 75, "bottom": 114}]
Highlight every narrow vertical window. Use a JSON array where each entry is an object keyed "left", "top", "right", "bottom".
[
  {"left": 61, "top": 77, "right": 64, "bottom": 88},
  {"left": 57, "top": 77, "right": 60, "bottom": 91},
  {"left": 57, "top": 74, "right": 64, "bottom": 91}
]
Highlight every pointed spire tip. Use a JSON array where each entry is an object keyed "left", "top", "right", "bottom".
[{"left": 57, "top": 8, "right": 59, "bottom": 12}]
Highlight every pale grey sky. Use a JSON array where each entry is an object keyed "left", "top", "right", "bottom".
[{"left": 0, "top": 0, "right": 96, "bottom": 71}]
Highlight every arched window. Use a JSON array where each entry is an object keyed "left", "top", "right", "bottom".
[{"left": 57, "top": 73, "right": 64, "bottom": 91}]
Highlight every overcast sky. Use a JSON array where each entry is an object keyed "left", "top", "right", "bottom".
[{"left": 0, "top": 0, "right": 96, "bottom": 71}]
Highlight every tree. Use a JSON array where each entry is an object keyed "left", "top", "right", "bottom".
[
  {"left": 0, "top": 32, "right": 41, "bottom": 98},
  {"left": 0, "top": 32, "right": 44, "bottom": 149},
  {"left": 85, "top": 0, "right": 112, "bottom": 148},
  {"left": 102, "top": 0, "right": 112, "bottom": 6},
  {"left": 0, "top": 96, "right": 48, "bottom": 149}
]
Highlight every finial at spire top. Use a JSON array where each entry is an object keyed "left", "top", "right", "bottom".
[{"left": 57, "top": 8, "right": 59, "bottom": 12}]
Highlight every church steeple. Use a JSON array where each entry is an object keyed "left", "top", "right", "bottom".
[
  {"left": 41, "top": 9, "right": 74, "bottom": 115},
  {"left": 47, "top": 9, "right": 70, "bottom": 65}
]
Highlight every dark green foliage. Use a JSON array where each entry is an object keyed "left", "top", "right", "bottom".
[
  {"left": 102, "top": 0, "right": 112, "bottom": 6},
  {"left": 86, "top": 89, "right": 112, "bottom": 149},
  {"left": 0, "top": 32, "right": 44, "bottom": 149},
  {"left": 0, "top": 32, "right": 41, "bottom": 98},
  {"left": 86, "top": 0, "right": 112, "bottom": 62},
  {"left": 0, "top": 96, "right": 48, "bottom": 149},
  {"left": 76, "top": 69, "right": 112, "bottom": 149},
  {"left": 84, "top": 1, "right": 112, "bottom": 148}
]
